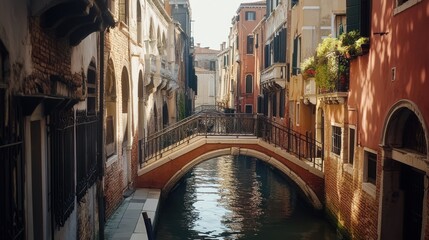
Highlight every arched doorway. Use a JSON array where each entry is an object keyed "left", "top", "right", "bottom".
[
  {"left": 121, "top": 66, "right": 130, "bottom": 187},
  {"left": 380, "top": 102, "right": 428, "bottom": 240},
  {"left": 138, "top": 70, "right": 144, "bottom": 164}
]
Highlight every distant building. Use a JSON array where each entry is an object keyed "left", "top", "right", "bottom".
[
  {"left": 194, "top": 44, "right": 220, "bottom": 108},
  {"left": 230, "top": 1, "right": 266, "bottom": 113}
]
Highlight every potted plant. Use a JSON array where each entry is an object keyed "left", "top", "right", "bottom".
[
  {"left": 338, "top": 30, "right": 369, "bottom": 58},
  {"left": 300, "top": 56, "right": 316, "bottom": 79}
]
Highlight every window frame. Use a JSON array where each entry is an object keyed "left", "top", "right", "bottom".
[
  {"left": 394, "top": 0, "right": 421, "bottom": 15},
  {"left": 331, "top": 125, "right": 342, "bottom": 156},
  {"left": 87, "top": 63, "right": 97, "bottom": 115},
  {"left": 295, "top": 102, "right": 300, "bottom": 126},
  {"left": 245, "top": 104, "right": 253, "bottom": 114},
  {"left": 247, "top": 35, "right": 254, "bottom": 54},
  {"left": 245, "top": 11, "right": 256, "bottom": 21},
  {"left": 245, "top": 74, "right": 253, "bottom": 94},
  {"left": 364, "top": 149, "right": 377, "bottom": 185},
  {"left": 347, "top": 126, "right": 356, "bottom": 166}
]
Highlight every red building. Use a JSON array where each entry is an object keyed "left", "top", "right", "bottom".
[
  {"left": 233, "top": 1, "right": 265, "bottom": 113},
  {"left": 325, "top": 0, "right": 429, "bottom": 239}
]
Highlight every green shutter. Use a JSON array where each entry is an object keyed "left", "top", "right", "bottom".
[
  {"left": 292, "top": 37, "right": 298, "bottom": 75},
  {"left": 346, "top": 0, "right": 360, "bottom": 33}
]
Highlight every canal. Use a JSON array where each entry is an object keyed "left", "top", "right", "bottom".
[{"left": 155, "top": 155, "right": 336, "bottom": 239}]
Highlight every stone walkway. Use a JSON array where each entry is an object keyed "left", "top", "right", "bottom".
[{"left": 105, "top": 188, "right": 161, "bottom": 240}]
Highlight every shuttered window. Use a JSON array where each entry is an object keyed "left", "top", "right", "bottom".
[{"left": 346, "top": 0, "right": 371, "bottom": 37}]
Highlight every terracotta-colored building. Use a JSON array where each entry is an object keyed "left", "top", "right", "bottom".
[
  {"left": 324, "top": 0, "right": 429, "bottom": 239},
  {"left": 232, "top": 1, "right": 266, "bottom": 113}
]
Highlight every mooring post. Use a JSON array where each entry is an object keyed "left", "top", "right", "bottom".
[{"left": 142, "top": 212, "right": 154, "bottom": 240}]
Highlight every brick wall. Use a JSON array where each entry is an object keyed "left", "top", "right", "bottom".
[
  {"left": 324, "top": 145, "right": 379, "bottom": 240},
  {"left": 26, "top": 18, "right": 82, "bottom": 98},
  {"left": 103, "top": 24, "right": 131, "bottom": 219}
]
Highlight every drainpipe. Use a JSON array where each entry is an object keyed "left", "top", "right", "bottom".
[{"left": 98, "top": 29, "right": 106, "bottom": 240}]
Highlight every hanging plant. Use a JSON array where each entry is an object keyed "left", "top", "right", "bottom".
[
  {"left": 300, "top": 56, "right": 316, "bottom": 79},
  {"left": 314, "top": 37, "right": 340, "bottom": 90}
]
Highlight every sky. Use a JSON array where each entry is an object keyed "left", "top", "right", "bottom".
[{"left": 189, "top": 0, "right": 260, "bottom": 50}]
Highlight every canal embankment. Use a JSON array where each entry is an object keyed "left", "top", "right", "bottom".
[{"left": 105, "top": 188, "right": 161, "bottom": 240}]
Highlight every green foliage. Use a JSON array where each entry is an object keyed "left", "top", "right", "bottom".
[
  {"left": 177, "top": 93, "right": 185, "bottom": 120},
  {"left": 300, "top": 31, "right": 368, "bottom": 90},
  {"left": 314, "top": 36, "right": 340, "bottom": 90},
  {"left": 338, "top": 30, "right": 369, "bottom": 57},
  {"left": 300, "top": 56, "right": 316, "bottom": 79}
]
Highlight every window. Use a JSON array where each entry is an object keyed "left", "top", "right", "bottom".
[
  {"left": 87, "top": 62, "right": 97, "bottom": 115},
  {"left": 292, "top": 36, "right": 301, "bottom": 75},
  {"left": 210, "top": 61, "right": 216, "bottom": 71},
  {"left": 105, "top": 62, "right": 116, "bottom": 158},
  {"left": 245, "top": 11, "right": 256, "bottom": 21},
  {"left": 296, "top": 102, "right": 300, "bottom": 126},
  {"left": 331, "top": 125, "right": 342, "bottom": 155},
  {"left": 119, "top": 0, "right": 129, "bottom": 25},
  {"left": 271, "top": 28, "right": 287, "bottom": 64},
  {"left": 51, "top": 110, "right": 75, "bottom": 227},
  {"left": 334, "top": 14, "right": 347, "bottom": 37},
  {"left": 364, "top": 150, "right": 377, "bottom": 185},
  {"left": 272, "top": 93, "right": 277, "bottom": 117},
  {"left": 137, "top": 0, "right": 142, "bottom": 43},
  {"left": 245, "top": 75, "right": 253, "bottom": 93},
  {"left": 76, "top": 110, "right": 98, "bottom": 201},
  {"left": 245, "top": 105, "right": 253, "bottom": 113},
  {"left": 236, "top": 36, "right": 239, "bottom": 50},
  {"left": 279, "top": 89, "right": 285, "bottom": 118},
  {"left": 395, "top": 0, "right": 421, "bottom": 14},
  {"left": 398, "top": 0, "right": 409, "bottom": 5},
  {"left": 346, "top": 0, "right": 371, "bottom": 37},
  {"left": 292, "top": 0, "right": 299, "bottom": 7},
  {"left": 247, "top": 35, "right": 254, "bottom": 54},
  {"left": 348, "top": 127, "right": 356, "bottom": 165}
]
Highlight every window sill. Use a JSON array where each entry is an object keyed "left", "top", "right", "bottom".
[
  {"left": 106, "top": 154, "right": 118, "bottom": 167},
  {"left": 394, "top": 0, "right": 421, "bottom": 15},
  {"left": 362, "top": 182, "right": 376, "bottom": 198}
]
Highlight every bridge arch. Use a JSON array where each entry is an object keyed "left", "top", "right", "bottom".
[
  {"left": 137, "top": 136, "right": 324, "bottom": 210},
  {"left": 164, "top": 147, "right": 323, "bottom": 210}
]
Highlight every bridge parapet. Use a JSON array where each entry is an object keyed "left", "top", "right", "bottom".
[{"left": 141, "top": 113, "right": 324, "bottom": 171}]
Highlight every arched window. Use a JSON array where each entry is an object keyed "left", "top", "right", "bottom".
[
  {"left": 87, "top": 61, "right": 97, "bottom": 115},
  {"left": 137, "top": 0, "right": 142, "bottom": 43},
  {"left": 121, "top": 67, "right": 130, "bottom": 146},
  {"left": 245, "top": 75, "right": 253, "bottom": 93},
  {"left": 105, "top": 60, "right": 117, "bottom": 157},
  {"left": 119, "top": 0, "right": 129, "bottom": 25}
]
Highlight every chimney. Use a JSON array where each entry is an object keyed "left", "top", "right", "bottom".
[{"left": 197, "top": 43, "right": 201, "bottom": 47}]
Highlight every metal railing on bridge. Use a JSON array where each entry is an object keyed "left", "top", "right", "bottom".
[{"left": 141, "top": 113, "right": 324, "bottom": 171}]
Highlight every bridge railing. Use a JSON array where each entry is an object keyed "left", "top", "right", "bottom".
[{"left": 142, "top": 113, "right": 324, "bottom": 171}]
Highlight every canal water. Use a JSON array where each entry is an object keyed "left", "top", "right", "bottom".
[{"left": 155, "top": 155, "right": 337, "bottom": 240}]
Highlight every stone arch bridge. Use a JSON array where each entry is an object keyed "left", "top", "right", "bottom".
[{"left": 136, "top": 112, "right": 325, "bottom": 209}]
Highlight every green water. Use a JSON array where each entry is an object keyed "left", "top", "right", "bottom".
[{"left": 156, "top": 155, "right": 337, "bottom": 240}]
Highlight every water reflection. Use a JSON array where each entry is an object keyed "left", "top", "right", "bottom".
[{"left": 156, "top": 155, "right": 336, "bottom": 239}]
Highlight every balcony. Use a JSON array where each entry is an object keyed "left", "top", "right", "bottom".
[
  {"left": 34, "top": 0, "right": 114, "bottom": 46},
  {"left": 317, "top": 74, "right": 349, "bottom": 105},
  {"left": 145, "top": 54, "right": 158, "bottom": 76},
  {"left": 261, "top": 63, "right": 287, "bottom": 91}
]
